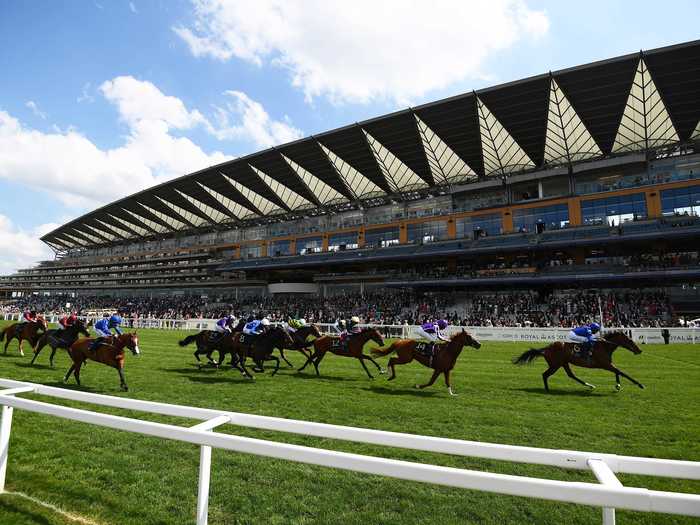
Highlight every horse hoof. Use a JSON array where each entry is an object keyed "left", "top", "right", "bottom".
[
  {"left": 639, "top": 384, "right": 645, "bottom": 390},
  {"left": 586, "top": 383, "right": 596, "bottom": 390},
  {"left": 615, "top": 384, "right": 621, "bottom": 391},
  {"left": 379, "top": 369, "right": 386, "bottom": 375},
  {"left": 415, "top": 384, "right": 420, "bottom": 389}
]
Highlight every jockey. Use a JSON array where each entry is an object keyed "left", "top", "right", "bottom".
[
  {"left": 90, "top": 313, "right": 123, "bottom": 352},
  {"left": 243, "top": 317, "right": 270, "bottom": 337},
  {"left": 19, "top": 310, "right": 37, "bottom": 325},
  {"left": 57, "top": 313, "right": 78, "bottom": 330},
  {"left": 214, "top": 315, "right": 236, "bottom": 337},
  {"left": 336, "top": 316, "right": 361, "bottom": 342},
  {"left": 285, "top": 318, "right": 306, "bottom": 333},
  {"left": 568, "top": 322, "right": 601, "bottom": 356},
  {"left": 416, "top": 319, "right": 449, "bottom": 343}
]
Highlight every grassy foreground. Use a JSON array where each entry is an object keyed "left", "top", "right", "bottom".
[{"left": 0, "top": 322, "right": 698, "bottom": 525}]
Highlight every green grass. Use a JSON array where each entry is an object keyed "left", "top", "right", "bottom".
[{"left": 0, "top": 321, "right": 698, "bottom": 525}]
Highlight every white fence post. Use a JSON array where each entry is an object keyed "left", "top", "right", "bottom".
[
  {"left": 589, "top": 459, "right": 623, "bottom": 525},
  {"left": 0, "top": 405, "right": 13, "bottom": 492},
  {"left": 191, "top": 415, "right": 230, "bottom": 525}
]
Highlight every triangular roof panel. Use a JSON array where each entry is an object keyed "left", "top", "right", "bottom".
[
  {"left": 477, "top": 96, "right": 535, "bottom": 176},
  {"left": 249, "top": 164, "right": 314, "bottom": 211},
  {"left": 362, "top": 129, "right": 429, "bottom": 192},
  {"left": 282, "top": 154, "right": 348, "bottom": 206},
  {"left": 414, "top": 114, "right": 477, "bottom": 185},
  {"left": 223, "top": 174, "right": 282, "bottom": 216},
  {"left": 612, "top": 57, "right": 679, "bottom": 153},
  {"left": 544, "top": 77, "right": 602, "bottom": 165},
  {"left": 198, "top": 181, "right": 254, "bottom": 220},
  {"left": 318, "top": 142, "right": 386, "bottom": 200}
]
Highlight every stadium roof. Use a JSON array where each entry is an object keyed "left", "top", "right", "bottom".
[{"left": 42, "top": 40, "right": 700, "bottom": 251}]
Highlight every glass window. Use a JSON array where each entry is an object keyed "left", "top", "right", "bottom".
[
  {"left": 328, "top": 232, "right": 359, "bottom": 251},
  {"left": 406, "top": 220, "right": 448, "bottom": 243},
  {"left": 296, "top": 236, "right": 322, "bottom": 255},
  {"left": 581, "top": 193, "right": 647, "bottom": 226},
  {"left": 513, "top": 204, "right": 569, "bottom": 233},
  {"left": 240, "top": 244, "right": 261, "bottom": 259},
  {"left": 456, "top": 214, "right": 502, "bottom": 238},
  {"left": 452, "top": 188, "right": 506, "bottom": 212},
  {"left": 575, "top": 171, "right": 649, "bottom": 195},
  {"left": 269, "top": 240, "right": 291, "bottom": 257},
  {"left": 365, "top": 227, "right": 400, "bottom": 248},
  {"left": 661, "top": 186, "right": 700, "bottom": 217},
  {"left": 650, "top": 156, "right": 700, "bottom": 185}
]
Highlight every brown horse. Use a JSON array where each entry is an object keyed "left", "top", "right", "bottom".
[
  {"left": 217, "top": 327, "right": 295, "bottom": 378},
  {"left": 299, "top": 328, "right": 385, "bottom": 379},
  {"left": 1, "top": 317, "right": 48, "bottom": 356},
  {"left": 65, "top": 333, "right": 141, "bottom": 391},
  {"left": 279, "top": 324, "right": 322, "bottom": 366},
  {"left": 371, "top": 329, "right": 482, "bottom": 395},
  {"left": 31, "top": 319, "right": 90, "bottom": 367},
  {"left": 513, "top": 330, "right": 644, "bottom": 392}
]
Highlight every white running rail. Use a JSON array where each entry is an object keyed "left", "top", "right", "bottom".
[{"left": 0, "top": 378, "right": 698, "bottom": 525}]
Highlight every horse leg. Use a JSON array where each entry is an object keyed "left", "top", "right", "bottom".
[
  {"left": 416, "top": 369, "right": 441, "bottom": 390},
  {"left": 269, "top": 355, "right": 281, "bottom": 376},
  {"left": 297, "top": 350, "right": 316, "bottom": 372},
  {"left": 73, "top": 361, "right": 82, "bottom": 386},
  {"left": 237, "top": 352, "right": 254, "bottom": 379},
  {"left": 49, "top": 347, "right": 58, "bottom": 368},
  {"left": 279, "top": 349, "right": 294, "bottom": 368},
  {"left": 64, "top": 363, "right": 75, "bottom": 383},
  {"left": 387, "top": 348, "right": 413, "bottom": 381},
  {"left": 358, "top": 356, "right": 374, "bottom": 379},
  {"left": 311, "top": 350, "right": 325, "bottom": 376},
  {"left": 442, "top": 370, "right": 458, "bottom": 396},
  {"left": 17, "top": 337, "right": 24, "bottom": 357},
  {"left": 118, "top": 367, "right": 128, "bottom": 391},
  {"left": 606, "top": 364, "right": 645, "bottom": 390},
  {"left": 562, "top": 364, "right": 595, "bottom": 389},
  {"left": 542, "top": 366, "right": 560, "bottom": 393},
  {"left": 30, "top": 340, "right": 45, "bottom": 365},
  {"left": 363, "top": 354, "right": 385, "bottom": 375}
]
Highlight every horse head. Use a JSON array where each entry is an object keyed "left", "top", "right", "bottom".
[
  {"left": 604, "top": 330, "right": 641, "bottom": 354},
  {"left": 452, "top": 328, "right": 482, "bottom": 350},
  {"left": 308, "top": 324, "right": 322, "bottom": 338},
  {"left": 120, "top": 332, "right": 141, "bottom": 356},
  {"left": 363, "top": 327, "right": 385, "bottom": 347},
  {"left": 37, "top": 317, "right": 48, "bottom": 330}
]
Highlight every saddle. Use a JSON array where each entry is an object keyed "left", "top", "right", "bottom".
[
  {"left": 415, "top": 342, "right": 441, "bottom": 367},
  {"left": 331, "top": 337, "right": 351, "bottom": 353}
]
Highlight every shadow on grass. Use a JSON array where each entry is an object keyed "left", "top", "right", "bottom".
[
  {"left": 288, "top": 371, "right": 357, "bottom": 382},
  {"left": 41, "top": 381, "right": 100, "bottom": 393},
  {"left": 14, "top": 362, "right": 55, "bottom": 371},
  {"left": 364, "top": 385, "right": 438, "bottom": 397},
  {"left": 183, "top": 375, "right": 255, "bottom": 385},
  {"left": 159, "top": 366, "right": 224, "bottom": 374},
  {"left": 508, "top": 386, "right": 613, "bottom": 397}
]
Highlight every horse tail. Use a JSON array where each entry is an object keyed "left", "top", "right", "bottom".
[
  {"left": 0, "top": 327, "right": 6, "bottom": 343},
  {"left": 371, "top": 343, "right": 397, "bottom": 357},
  {"left": 179, "top": 334, "right": 199, "bottom": 347},
  {"left": 512, "top": 347, "right": 545, "bottom": 365}
]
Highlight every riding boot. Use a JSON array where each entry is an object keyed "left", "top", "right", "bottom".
[{"left": 90, "top": 337, "right": 104, "bottom": 352}]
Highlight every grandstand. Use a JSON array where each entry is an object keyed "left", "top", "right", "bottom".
[{"left": 2, "top": 40, "right": 700, "bottom": 322}]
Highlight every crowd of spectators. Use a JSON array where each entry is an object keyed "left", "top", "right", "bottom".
[{"left": 0, "top": 288, "right": 677, "bottom": 328}]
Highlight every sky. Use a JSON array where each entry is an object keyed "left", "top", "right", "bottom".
[{"left": 0, "top": 0, "right": 699, "bottom": 274}]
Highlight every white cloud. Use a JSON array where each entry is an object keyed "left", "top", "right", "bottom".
[
  {"left": 129, "top": 1, "right": 137, "bottom": 13},
  {"left": 174, "top": 0, "right": 550, "bottom": 104},
  {"left": 0, "top": 77, "right": 232, "bottom": 209},
  {"left": 0, "top": 216, "right": 58, "bottom": 274},
  {"left": 210, "top": 90, "right": 303, "bottom": 147},
  {"left": 25, "top": 101, "right": 47, "bottom": 120},
  {"left": 77, "top": 82, "right": 94, "bottom": 103}
]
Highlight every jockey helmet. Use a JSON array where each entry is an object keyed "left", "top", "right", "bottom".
[
  {"left": 298, "top": 318, "right": 306, "bottom": 326},
  {"left": 437, "top": 319, "right": 449, "bottom": 330},
  {"left": 261, "top": 318, "right": 271, "bottom": 326},
  {"left": 589, "top": 322, "right": 601, "bottom": 333},
  {"left": 350, "top": 316, "right": 360, "bottom": 324}
]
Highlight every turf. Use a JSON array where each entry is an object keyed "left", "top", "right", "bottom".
[{"left": 0, "top": 322, "right": 698, "bottom": 525}]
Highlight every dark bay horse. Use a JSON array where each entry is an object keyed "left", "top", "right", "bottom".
[
  {"left": 66, "top": 333, "right": 141, "bottom": 391},
  {"left": 217, "top": 327, "right": 295, "bottom": 378},
  {"left": 279, "top": 324, "right": 322, "bottom": 366},
  {"left": 31, "top": 319, "right": 90, "bottom": 367},
  {"left": 513, "top": 330, "right": 644, "bottom": 392},
  {"left": 299, "top": 328, "right": 385, "bottom": 379},
  {"left": 1, "top": 318, "right": 48, "bottom": 356},
  {"left": 178, "top": 330, "right": 231, "bottom": 366},
  {"left": 371, "top": 329, "right": 482, "bottom": 395}
]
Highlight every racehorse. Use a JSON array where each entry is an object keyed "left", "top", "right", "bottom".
[
  {"left": 298, "top": 328, "right": 385, "bottom": 379},
  {"left": 1, "top": 317, "right": 48, "bottom": 356},
  {"left": 178, "top": 320, "right": 246, "bottom": 366},
  {"left": 279, "top": 324, "right": 322, "bottom": 367},
  {"left": 371, "top": 329, "right": 482, "bottom": 395},
  {"left": 31, "top": 319, "right": 90, "bottom": 367},
  {"left": 512, "top": 330, "right": 644, "bottom": 392},
  {"left": 217, "top": 326, "right": 295, "bottom": 378},
  {"left": 65, "top": 332, "right": 141, "bottom": 391}
]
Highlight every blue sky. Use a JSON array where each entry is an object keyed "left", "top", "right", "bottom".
[{"left": 0, "top": 0, "right": 699, "bottom": 273}]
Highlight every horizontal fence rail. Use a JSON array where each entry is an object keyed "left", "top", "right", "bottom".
[
  {"left": 0, "top": 379, "right": 698, "bottom": 525},
  {"left": 1, "top": 313, "right": 699, "bottom": 344}
]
